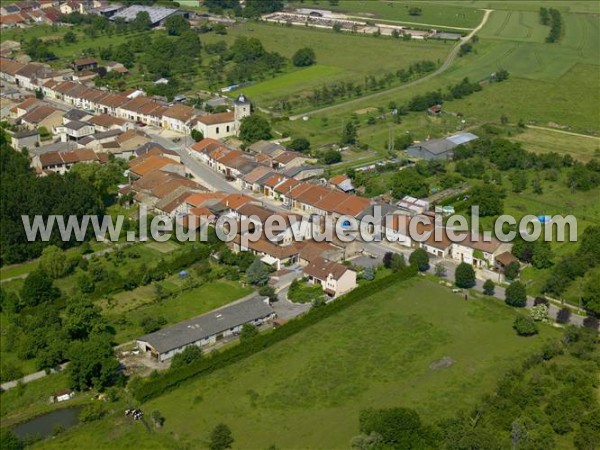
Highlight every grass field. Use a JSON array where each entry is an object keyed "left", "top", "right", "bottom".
[
  {"left": 240, "top": 65, "right": 344, "bottom": 104},
  {"left": 37, "top": 279, "right": 559, "bottom": 449},
  {"left": 510, "top": 127, "right": 600, "bottom": 161},
  {"left": 201, "top": 21, "right": 452, "bottom": 105},
  {"left": 275, "top": 6, "right": 599, "bottom": 149},
  {"left": 107, "top": 280, "right": 253, "bottom": 343}
]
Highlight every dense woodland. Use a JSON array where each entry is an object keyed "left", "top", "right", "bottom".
[{"left": 0, "top": 132, "right": 115, "bottom": 265}]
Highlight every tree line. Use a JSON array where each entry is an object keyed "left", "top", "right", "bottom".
[
  {"left": 540, "top": 7, "right": 563, "bottom": 43},
  {"left": 277, "top": 60, "right": 438, "bottom": 112}
]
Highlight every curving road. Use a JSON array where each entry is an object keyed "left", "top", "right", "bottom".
[{"left": 289, "top": 9, "right": 494, "bottom": 121}]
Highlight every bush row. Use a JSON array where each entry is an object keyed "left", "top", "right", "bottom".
[{"left": 131, "top": 266, "right": 417, "bottom": 402}]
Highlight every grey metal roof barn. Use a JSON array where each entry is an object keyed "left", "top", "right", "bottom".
[
  {"left": 110, "top": 5, "right": 181, "bottom": 26},
  {"left": 406, "top": 132, "right": 478, "bottom": 160},
  {"left": 137, "top": 296, "right": 274, "bottom": 354}
]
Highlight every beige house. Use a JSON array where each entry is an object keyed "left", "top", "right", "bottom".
[
  {"left": 304, "top": 257, "right": 357, "bottom": 298},
  {"left": 20, "top": 105, "right": 63, "bottom": 131}
]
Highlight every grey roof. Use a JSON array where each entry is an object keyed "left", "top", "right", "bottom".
[
  {"left": 110, "top": 5, "right": 179, "bottom": 25},
  {"left": 356, "top": 203, "right": 400, "bottom": 224},
  {"left": 417, "top": 139, "right": 455, "bottom": 155},
  {"left": 234, "top": 93, "right": 250, "bottom": 105},
  {"left": 65, "top": 120, "right": 91, "bottom": 131},
  {"left": 13, "top": 129, "right": 39, "bottom": 138},
  {"left": 282, "top": 165, "right": 324, "bottom": 178},
  {"left": 3, "top": 5, "right": 20, "bottom": 13},
  {"left": 34, "top": 141, "right": 78, "bottom": 155},
  {"left": 247, "top": 140, "right": 286, "bottom": 156},
  {"left": 407, "top": 132, "right": 478, "bottom": 156},
  {"left": 137, "top": 296, "right": 274, "bottom": 354},
  {"left": 63, "top": 109, "right": 90, "bottom": 121},
  {"left": 135, "top": 141, "right": 168, "bottom": 156}
]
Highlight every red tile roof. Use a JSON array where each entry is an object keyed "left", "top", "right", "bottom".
[{"left": 195, "top": 111, "right": 235, "bottom": 125}]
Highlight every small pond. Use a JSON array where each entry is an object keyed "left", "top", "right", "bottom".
[{"left": 12, "top": 406, "right": 81, "bottom": 442}]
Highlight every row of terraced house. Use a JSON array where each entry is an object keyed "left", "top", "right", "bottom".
[{"left": 0, "top": 57, "right": 252, "bottom": 139}]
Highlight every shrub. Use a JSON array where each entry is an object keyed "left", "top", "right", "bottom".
[
  {"left": 292, "top": 47, "right": 316, "bottom": 67},
  {"left": 582, "top": 316, "right": 599, "bottom": 330},
  {"left": 170, "top": 345, "right": 202, "bottom": 369},
  {"left": 529, "top": 304, "right": 549, "bottom": 322},
  {"left": 483, "top": 279, "right": 495, "bottom": 295},
  {"left": 513, "top": 314, "right": 539, "bottom": 336},
  {"left": 455, "top": 263, "right": 475, "bottom": 288},
  {"left": 408, "top": 249, "right": 429, "bottom": 272},
  {"left": 505, "top": 281, "right": 527, "bottom": 307},
  {"left": 556, "top": 307, "right": 571, "bottom": 324}
]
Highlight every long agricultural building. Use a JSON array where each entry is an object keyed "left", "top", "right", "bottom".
[{"left": 136, "top": 295, "right": 276, "bottom": 362}]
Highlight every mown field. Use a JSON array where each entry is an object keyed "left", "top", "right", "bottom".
[
  {"left": 510, "top": 127, "right": 600, "bottom": 162},
  {"left": 35, "top": 279, "right": 559, "bottom": 450},
  {"left": 202, "top": 21, "right": 452, "bottom": 104}
]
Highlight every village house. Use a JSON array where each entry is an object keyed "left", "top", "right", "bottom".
[
  {"left": 162, "top": 104, "right": 196, "bottom": 133},
  {"left": 14, "top": 63, "right": 51, "bottom": 90},
  {"left": 88, "top": 113, "right": 132, "bottom": 132},
  {"left": 78, "top": 129, "right": 122, "bottom": 152},
  {"left": 329, "top": 174, "right": 355, "bottom": 193},
  {"left": 282, "top": 164, "right": 325, "bottom": 181},
  {"left": 20, "top": 105, "right": 63, "bottom": 131},
  {"left": 0, "top": 58, "right": 25, "bottom": 84},
  {"left": 31, "top": 148, "right": 104, "bottom": 174},
  {"left": 136, "top": 295, "right": 275, "bottom": 362},
  {"left": 451, "top": 235, "right": 512, "bottom": 268},
  {"left": 11, "top": 129, "right": 40, "bottom": 150},
  {"left": 56, "top": 120, "right": 96, "bottom": 142},
  {"left": 10, "top": 97, "right": 40, "bottom": 119},
  {"left": 304, "top": 257, "right": 357, "bottom": 297},
  {"left": 62, "top": 108, "right": 93, "bottom": 124},
  {"left": 115, "top": 129, "right": 151, "bottom": 152},
  {"left": 106, "top": 61, "right": 129, "bottom": 75},
  {"left": 128, "top": 153, "right": 185, "bottom": 180}
]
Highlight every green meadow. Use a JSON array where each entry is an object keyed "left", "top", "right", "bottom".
[
  {"left": 274, "top": 5, "right": 599, "bottom": 149},
  {"left": 202, "top": 21, "right": 453, "bottom": 103},
  {"left": 36, "top": 279, "right": 559, "bottom": 450}
]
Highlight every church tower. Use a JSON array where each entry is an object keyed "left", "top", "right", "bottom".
[{"left": 234, "top": 93, "right": 251, "bottom": 124}]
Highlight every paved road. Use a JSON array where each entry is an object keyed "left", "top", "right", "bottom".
[
  {"left": 147, "top": 130, "right": 239, "bottom": 193},
  {"left": 1, "top": 363, "right": 69, "bottom": 391},
  {"left": 289, "top": 9, "right": 494, "bottom": 120}
]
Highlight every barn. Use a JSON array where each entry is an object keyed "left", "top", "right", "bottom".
[{"left": 136, "top": 295, "right": 276, "bottom": 362}]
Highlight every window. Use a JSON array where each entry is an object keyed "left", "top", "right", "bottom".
[
  {"left": 226, "top": 125, "right": 230, "bottom": 132},
  {"left": 216, "top": 127, "right": 220, "bottom": 134}
]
